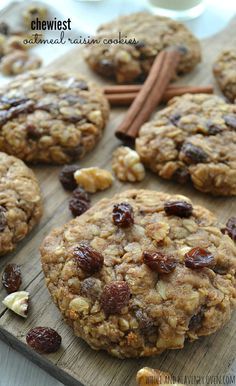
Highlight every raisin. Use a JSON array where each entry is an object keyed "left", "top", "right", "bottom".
[
  {"left": 0, "top": 206, "right": 7, "bottom": 231},
  {"left": 185, "top": 247, "right": 215, "bottom": 269},
  {"left": 99, "top": 59, "right": 115, "bottom": 76},
  {"left": 63, "top": 144, "right": 83, "bottom": 158},
  {"left": 59, "top": 164, "right": 79, "bottom": 190},
  {"left": 0, "top": 99, "right": 35, "bottom": 127},
  {"left": 222, "top": 217, "right": 236, "bottom": 241},
  {"left": 212, "top": 265, "right": 228, "bottom": 275},
  {"left": 170, "top": 112, "right": 181, "bottom": 126},
  {"left": 26, "top": 327, "right": 61, "bottom": 354},
  {"left": 112, "top": 202, "right": 134, "bottom": 228},
  {"left": 207, "top": 120, "right": 223, "bottom": 135},
  {"left": 9, "top": 100, "right": 34, "bottom": 117},
  {"left": 73, "top": 187, "right": 90, "bottom": 201},
  {"left": 1, "top": 97, "right": 30, "bottom": 107},
  {"left": 143, "top": 251, "right": 177, "bottom": 274},
  {"left": 100, "top": 281, "right": 130, "bottom": 315},
  {"left": 134, "top": 40, "right": 146, "bottom": 49},
  {"left": 164, "top": 200, "right": 193, "bottom": 218},
  {"left": 134, "top": 309, "right": 155, "bottom": 333},
  {"left": 224, "top": 115, "right": 236, "bottom": 130},
  {"left": 188, "top": 306, "right": 206, "bottom": 330},
  {"left": 76, "top": 80, "right": 89, "bottom": 91},
  {"left": 26, "top": 124, "right": 42, "bottom": 140},
  {"left": 181, "top": 143, "right": 208, "bottom": 164},
  {"left": 69, "top": 198, "right": 89, "bottom": 217},
  {"left": 2, "top": 263, "right": 22, "bottom": 294},
  {"left": 177, "top": 45, "right": 188, "bottom": 54},
  {"left": 0, "top": 22, "right": 9, "bottom": 36},
  {"left": 80, "top": 277, "right": 102, "bottom": 300},
  {"left": 73, "top": 243, "right": 104, "bottom": 274},
  {"left": 172, "top": 167, "right": 190, "bottom": 184},
  {"left": 69, "top": 187, "right": 90, "bottom": 217}
]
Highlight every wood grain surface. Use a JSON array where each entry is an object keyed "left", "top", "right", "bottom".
[{"left": 0, "top": 14, "right": 236, "bottom": 386}]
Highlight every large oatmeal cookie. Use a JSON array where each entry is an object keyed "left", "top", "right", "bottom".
[
  {"left": 40, "top": 189, "right": 236, "bottom": 358},
  {"left": 84, "top": 12, "right": 201, "bottom": 83},
  {"left": 213, "top": 49, "right": 236, "bottom": 102},
  {"left": 136, "top": 94, "right": 236, "bottom": 196},
  {"left": 0, "top": 71, "right": 109, "bottom": 164},
  {"left": 0, "top": 152, "right": 42, "bottom": 255}
]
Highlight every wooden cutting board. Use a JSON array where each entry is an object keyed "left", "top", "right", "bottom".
[{"left": 0, "top": 15, "right": 236, "bottom": 386}]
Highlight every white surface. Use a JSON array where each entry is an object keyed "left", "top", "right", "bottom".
[{"left": 0, "top": 1, "right": 236, "bottom": 386}]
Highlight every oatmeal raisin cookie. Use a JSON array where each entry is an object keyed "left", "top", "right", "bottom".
[
  {"left": 0, "top": 71, "right": 109, "bottom": 164},
  {"left": 0, "top": 151, "right": 42, "bottom": 255},
  {"left": 136, "top": 94, "right": 236, "bottom": 195},
  {"left": 41, "top": 189, "right": 236, "bottom": 358},
  {"left": 84, "top": 12, "right": 201, "bottom": 83},
  {"left": 213, "top": 49, "right": 236, "bottom": 102}
]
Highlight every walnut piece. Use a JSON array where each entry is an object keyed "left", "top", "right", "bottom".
[
  {"left": 2, "top": 291, "right": 29, "bottom": 318},
  {"left": 136, "top": 367, "right": 185, "bottom": 386},
  {"left": 112, "top": 146, "right": 145, "bottom": 182},
  {"left": 1, "top": 51, "right": 42, "bottom": 75},
  {"left": 74, "top": 167, "right": 113, "bottom": 193}
]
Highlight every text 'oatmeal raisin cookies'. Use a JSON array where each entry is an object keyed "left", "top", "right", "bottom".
[
  {"left": 0, "top": 152, "right": 42, "bottom": 255},
  {"left": 40, "top": 189, "right": 236, "bottom": 358},
  {"left": 84, "top": 12, "right": 201, "bottom": 84},
  {"left": 0, "top": 71, "right": 109, "bottom": 164},
  {"left": 213, "top": 49, "right": 236, "bottom": 102},
  {"left": 136, "top": 94, "right": 236, "bottom": 196}
]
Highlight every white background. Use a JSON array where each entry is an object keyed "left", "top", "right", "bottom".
[{"left": 0, "top": 0, "right": 236, "bottom": 385}]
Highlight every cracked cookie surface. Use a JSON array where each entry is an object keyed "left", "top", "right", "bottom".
[
  {"left": 40, "top": 189, "right": 236, "bottom": 358},
  {"left": 0, "top": 71, "right": 109, "bottom": 164},
  {"left": 0, "top": 152, "right": 42, "bottom": 255},
  {"left": 136, "top": 94, "right": 236, "bottom": 196},
  {"left": 213, "top": 49, "right": 236, "bottom": 102},
  {"left": 84, "top": 12, "right": 201, "bottom": 84}
]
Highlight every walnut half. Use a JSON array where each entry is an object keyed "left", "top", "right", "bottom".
[
  {"left": 136, "top": 367, "right": 185, "bottom": 386},
  {"left": 2, "top": 291, "right": 29, "bottom": 318},
  {"left": 112, "top": 146, "right": 145, "bottom": 182},
  {"left": 74, "top": 167, "right": 113, "bottom": 193}
]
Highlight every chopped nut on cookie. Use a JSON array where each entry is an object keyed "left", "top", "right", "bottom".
[
  {"left": 74, "top": 167, "right": 113, "bottom": 193},
  {"left": 2, "top": 291, "right": 29, "bottom": 318},
  {"left": 112, "top": 146, "right": 145, "bottom": 182}
]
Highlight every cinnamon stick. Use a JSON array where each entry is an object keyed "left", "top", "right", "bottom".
[
  {"left": 115, "top": 50, "right": 180, "bottom": 142},
  {"left": 106, "top": 85, "right": 213, "bottom": 106},
  {"left": 104, "top": 83, "right": 213, "bottom": 94}
]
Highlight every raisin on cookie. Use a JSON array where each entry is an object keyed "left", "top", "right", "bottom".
[
  {"left": 213, "top": 49, "right": 236, "bottom": 102},
  {"left": 0, "top": 71, "right": 109, "bottom": 164},
  {"left": 0, "top": 152, "right": 42, "bottom": 255},
  {"left": 84, "top": 12, "right": 201, "bottom": 84},
  {"left": 40, "top": 189, "right": 236, "bottom": 358},
  {"left": 136, "top": 94, "right": 236, "bottom": 196}
]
